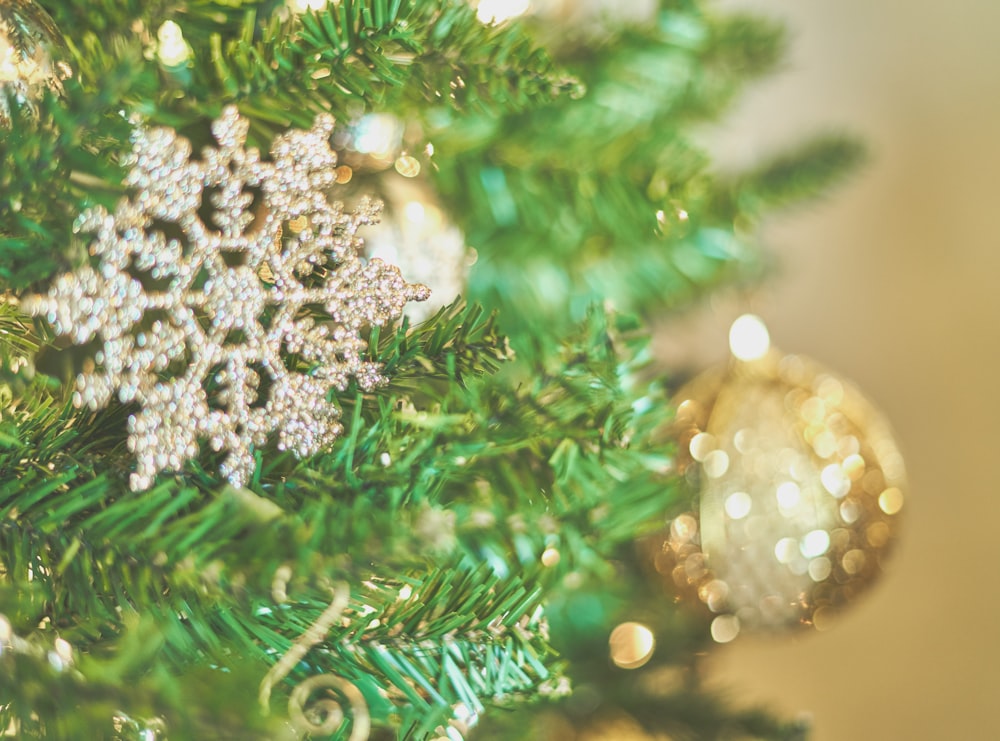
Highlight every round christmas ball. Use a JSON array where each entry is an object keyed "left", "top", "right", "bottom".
[
  {"left": 360, "top": 174, "right": 472, "bottom": 323},
  {"left": 0, "top": 0, "right": 73, "bottom": 127},
  {"left": 656, "top": 316, "right": 906, "bottom": 639}
]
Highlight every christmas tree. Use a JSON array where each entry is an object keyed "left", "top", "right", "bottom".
[{"left": 0, "top": 1, "right": 886, "bottom": 739}]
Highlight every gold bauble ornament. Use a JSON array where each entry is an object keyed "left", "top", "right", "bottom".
[
  {"left": 0, "top": 0, "right": 72, "bottom": 127},
  {"left": 655, "top": 316, "right": 905, "bottom": 640}
]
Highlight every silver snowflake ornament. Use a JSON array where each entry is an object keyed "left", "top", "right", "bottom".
[{"left": 26, "top": 107, "right": 429, "bottom": 490}]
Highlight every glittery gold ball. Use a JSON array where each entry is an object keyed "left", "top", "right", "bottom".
[
  {"left": 655, "top": 346, "right": 905, "bottom": 639},
  {"left": 0, "top": 0, "right": 72, "bottom": 127}
]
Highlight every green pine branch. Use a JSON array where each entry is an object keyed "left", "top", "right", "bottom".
[
  {"left": 0, "top": 304, "right": 679, "bottom": 740},
  {"left": 428, "top": 4, "right": 859, "bottom": 336},
  {"left": 720, "top": 134, "right": 869, "bottom": 219},
  {"left": 1, "top": 1, "right": 570, "bottom": 292}
]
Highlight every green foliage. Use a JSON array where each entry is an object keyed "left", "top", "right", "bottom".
[
  {"left": 431, "top": 5, "right": 861, "bottom": 337},
  {"left": 0, "top": 301, "right": 677, "bottom": 737},
  {"left": 717, "top": 133, "right": 868, "bottom": 218},
  {"left": 0, "top": 0, "right": 567, "bottom": 291}
]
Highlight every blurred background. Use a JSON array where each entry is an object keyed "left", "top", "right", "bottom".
[{"left": 665, "top": 1, "right": 1000, "bottom": 738}]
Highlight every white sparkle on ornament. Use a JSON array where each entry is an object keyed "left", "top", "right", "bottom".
[
  {"left": 821, "top": 463, "right": 852, "bottom": 498},
  {"left": 808, "top": 557, "right": 833, "bottom": 582},
  {"left": 775, "top": 481, "right": 801, "bottom": 509},
  {"left": 724, "top": 491, "right": 752, "bottom": 520},
  {"left": 702, "top": 449, "right": 729, "bottom": 478},
  {"left": 800, "top": 529, "right": 831, "bottom": 558},
  {"left": 729, "top": 314, "right": 770, "bottom": 361},
  {"left": 688, "top": 431, "right": 715, "bottom": 462},
  {"left": 774, "top": 537, "right": 798, "bottom": 564}
]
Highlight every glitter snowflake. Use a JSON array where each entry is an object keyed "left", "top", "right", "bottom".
[{"left": 26, "top": 107, "right": 429, "bottom": 490}]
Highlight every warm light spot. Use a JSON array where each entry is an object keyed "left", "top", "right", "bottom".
[
  {"left": 842, "top": 548, "right": 867, "bottom": 575},
  {"left": 839, "top": 498, "right": 862, "bottom": 524},
  {"left": 811, "top": 430, "right": 838, "bottom": 459},
  {"left": 688, "top": 432, "right": 715, "bottom": 462},
  {"left": 404, "top": 200, "right": 427, "bottom": 225},
  {"left": 157, "top": 21, "right": 190, "bottom": 66},
  {"left": 843, "top": 453, "right": 866, "bottom": 480},
  {"left": 288, "top": 0, "right": 328, "bottom": 12},
  {"left": 53, "top": 637, "right": 73, "bottom": 664},
  {"left": 724, "top": 491, "right": 752, "bottom": 520},
  {"left": 800, "top": 529, "right": 831, "bottom": 558},
  {"left": 733, "top": 428, "right": 753, "bottom": 453},
  {"left": 670, "top": 514, "right": 698, "bottom": 544},
  {"left": 774, "top": 537, "right": 798, "bottom": 564},
  {"left": 394, "top": 154, "right": 421, "bottom": 178},
  {"left": 699, "top": 579, "right": 729, "bottom": 612},
  {"left": 683, "top": 552, "right": 707, "bottom": 581},
  {"left": 702, "top": 449, "right": 730, "bottom": 479},
  {"left": 541, "top": 547, "right": 561, "bottom": 567},
  {"left": 476, "top": 0, "right": 530, "bottom": 24},
  {"left": 879, "top": 487, "right": 904, "bottom": 515},
  {"left": 335, "top": 165, "right": 353, "bottom": 184},
  {"left": 609, "top": 622, "right": 656, "bottom": 669},
  {"left": 776, "top": 481, "right": 801, "bottom": 509},
  {"left": 866, "top": 521, "right": 891, "bottom": 547},
  {"left": 808, "top": 557, "right": 832, "bottom": 582},
  {"left": 816, "top": 376, "right": 844, "bottom": 404},
  {"left": 800, "top": 397, "right": 826, "bottom": 424},
  {"left": 675, "top": 399, "right": 702, "bottom": 422},
  {"left": 711, "top": 614, "right": 740, "bottom": 643},
  {"left": 353, "top": 113, "right": 403, "bottom": 156},
  {"left": 812, "top": 606, "right": 837, "bottom": 631},
  {"left": 821, "top": 463, "right": 851, "bottom": 498},
  {"left": 728, "top": 314, "right": 770, "bottom": 361}
]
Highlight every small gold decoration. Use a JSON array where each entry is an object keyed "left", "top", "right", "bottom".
[
  {"left": 655, "top": 316, "right": 905, "bottom": 638},
  {"left": 608, "top": 622, "right": 656, "bottom": 670}
]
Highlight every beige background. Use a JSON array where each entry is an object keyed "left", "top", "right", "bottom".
[{"left": 670, "top": 1, "right": 1000, "bottom": 739}]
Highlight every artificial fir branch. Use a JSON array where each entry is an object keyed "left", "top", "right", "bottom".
[
  {"left": 0, "top": 1, "right": 568, "bottom": 290},
  {"left": 431, "top": 5, "right": 861, "bottom": 336},
  {"left": 0, "top": 302, "right": 676, "bottom": 738},
  {"left": 721, "top": 134, "right": 869, "bottom": 218}
]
